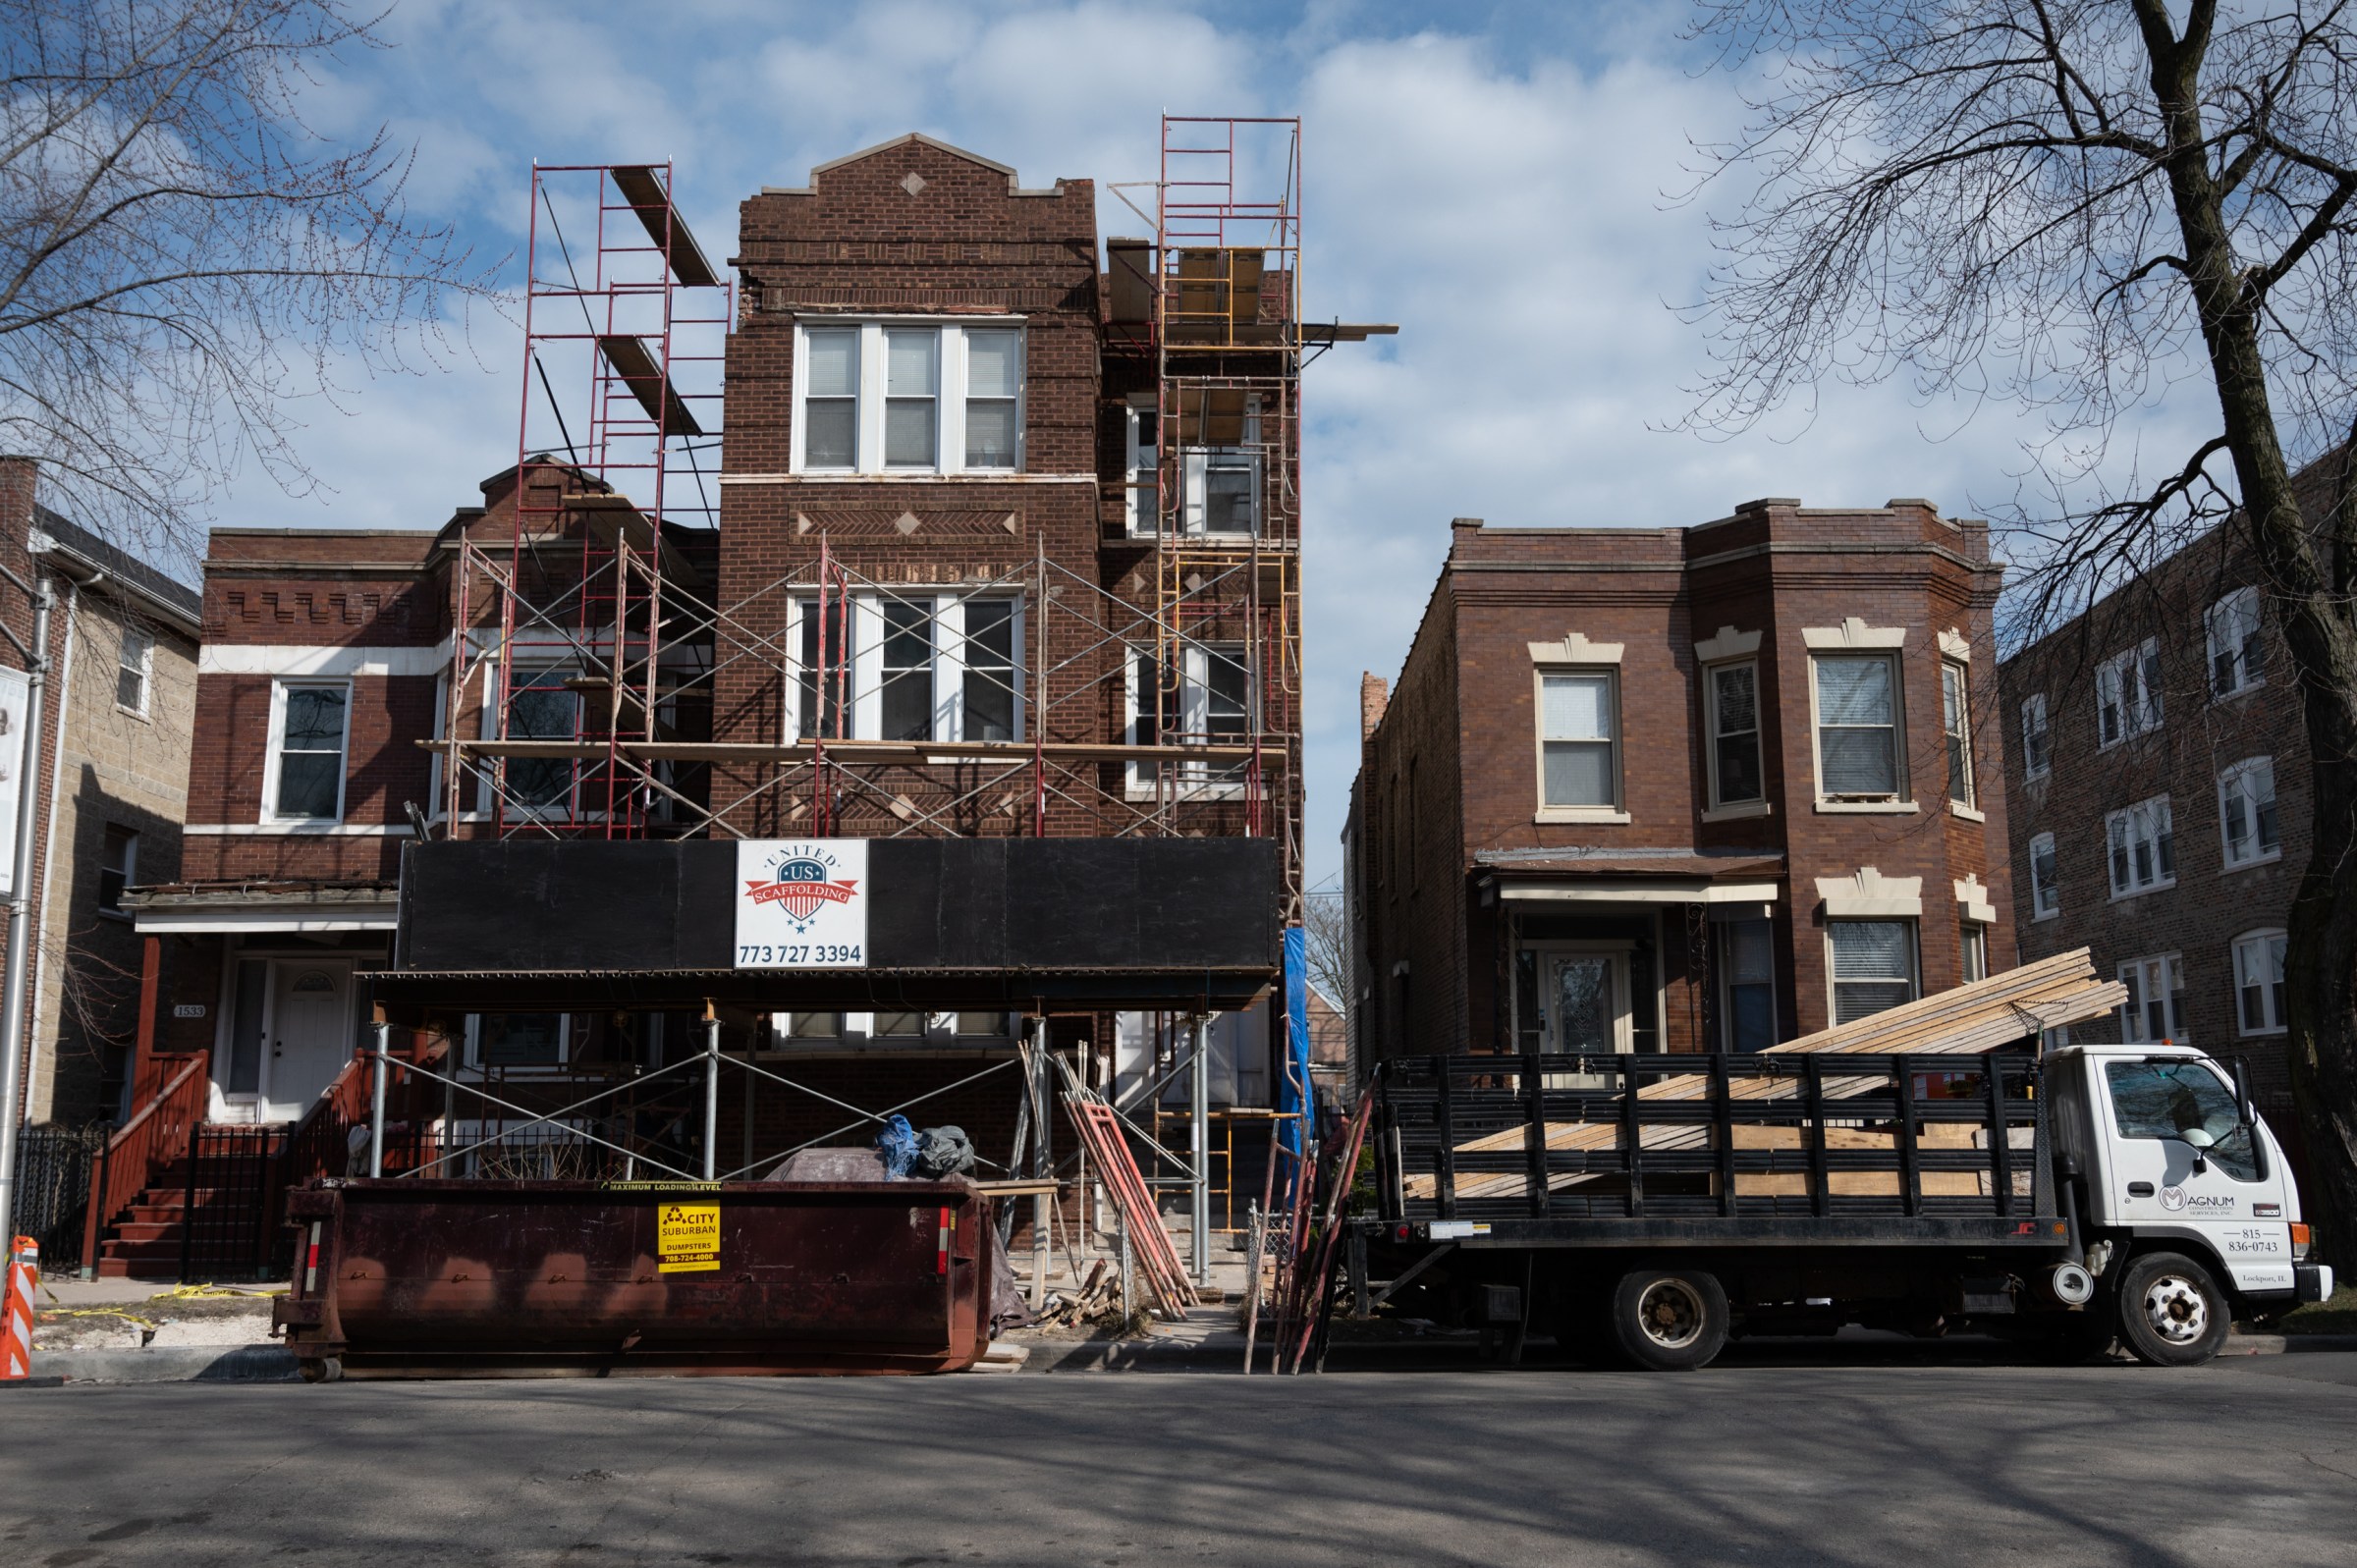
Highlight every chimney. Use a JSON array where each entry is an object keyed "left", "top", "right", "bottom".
[
  {"left": 1360, "top": 673, "right": 1390, "bottom": 741},
  {"left": 0, "top": 456, "right": 34, "bottom": 546}
]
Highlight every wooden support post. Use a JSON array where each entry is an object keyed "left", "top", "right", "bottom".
[{"left": 131, "top": 934, "right": 161, "bottom": 1105}]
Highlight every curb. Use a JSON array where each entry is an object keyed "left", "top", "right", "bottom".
[
  {"left": 35, "top": 1344, "right": 298, "bottom": 1384},
  {"left": 2224, "top": 1332, "right": 2357, "bottom": 1355}
]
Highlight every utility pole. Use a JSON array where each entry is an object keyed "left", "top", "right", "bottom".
[{"left": 0, "top": 570, "right": 55, "bottom": 1257}]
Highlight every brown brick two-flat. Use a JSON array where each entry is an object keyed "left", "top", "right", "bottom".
[{"left": 1350, "top": 500, "right": 2010, "bottom": 1063}]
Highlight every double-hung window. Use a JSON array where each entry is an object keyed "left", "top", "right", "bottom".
[
  {"left": 1959, "top": 919, "right": 1988, "bottom": 983},
  {"left": 2107, "top": 795, "right": 2175, "bottom": 896},
  {"left": 2207, "top": 587, "right": 2264, "bottom": 698},
  {"left": 793, "top": 321, "right": 1024, "bottom": 475},
  {"left": 265, "top": 680, "right": 350, "bottom": 823},
  {"left": 1941, "top": 660, "right": 1974, "bottom": 807},
  {"left": 1707, "top": 662, "right": 1763, "bottom": 808},
  {"left": 1537, "top": 670, "right": 1619, "bottom": 812},
  {"left": 2233, "top": 930, "right": 2288, "bottom": 1036},
  {"left": 1719, "top": 917, "right": 1777, "bottom": 1052},
  {"left": 2096, "top": 638, "right": 2163, "bottom": 746},
  {"left": 1813, "top": 655, "right": 1902, "bottom": 800},
  {"left": 2218, "top": 756, "right": 2280, "bottom": 869},
  {"left": 1124, "top": 398, "right": 1160, "bottom": 535},
  {"left": 1829, "top": 920, "right": 1917, "bottom": 1024},
  {"left": 788, "top": 593, "right": 1023, "bottom": 745},
  {"left": 2117, "top": 954, "right": 2186, "bottom": 1043},
  {"left": 2019, "top": 692, "right": 2050, "bottom": 781},
  {"left": 1125, "top": 643, "right": 1251, "bottom": 794},
  {"left": 2029, "top": 832, "right": 2060, "bottom": 919},
  {"left": 503, "top": 668, "right": 581, "bottom": 816},
  {"left": 116, "top": 627, "right": 153, "bottom": 717}
]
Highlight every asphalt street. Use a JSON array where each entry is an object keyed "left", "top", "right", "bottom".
[{"left": 4, "top": 1348, "right": 2354, "bottom": 1568}]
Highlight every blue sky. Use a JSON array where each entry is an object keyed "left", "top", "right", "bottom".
[{"left": 222, "top": 0, "right": 2214, "bottom": 889}]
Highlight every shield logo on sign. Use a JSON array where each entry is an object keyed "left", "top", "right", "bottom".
[{"left": 772, "top": 856, "right": 831, "bottom": 922}]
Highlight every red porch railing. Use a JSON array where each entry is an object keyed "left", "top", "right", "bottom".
[{"left": 80, "top": 1053, "right": 210, "bottom": 1266}]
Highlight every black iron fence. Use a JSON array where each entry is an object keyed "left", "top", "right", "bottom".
[
  {"left": 180, "top": 1126, "right": 289, "bottom": 1282},
  {"left": 11, "top": 1122, "right": 110, "bottom": 1271}
]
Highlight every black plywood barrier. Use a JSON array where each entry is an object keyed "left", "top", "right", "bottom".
[{"left": 395, "top": 838, "right": 1280, "bottom": 989}]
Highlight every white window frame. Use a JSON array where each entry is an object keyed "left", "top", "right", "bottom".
[
  {"left": 2116, "top": 953, "right": 2186, "bottom": 1043},
  {"left": 784, "top": 592, "right": 1025, "bottom": 746},
  {"left": 1940, "top": 659, "right": 1975, "bottom": 809},
  {"left": 261, "top": 678, "right": 352, "bottom": 826},
  {"left": 2232, "top": 929, "right": 2288, "bottom": 1037},
  {"left": 1704, "top": 659, "right": 1766, "bottom": 814},
  {"left": 791, "top": 320, "right": 1026, "bottom": 476},
  {"left": 1124, "top": 395, "right": 1159, "bottom": 536},
  {"left": 1809, "top": 652, "right": 1909, "bottom": 808},
  {"left": 116, "top": 625, "right": 154, "bottom": 719},
  {"left": 2106, "top": 794, "right": 2176, "bottom": 898},
  {"left": 1180, "top": 444, "right": 1262, "bottom": 537},
  {"left": 2019, "top": 691, "right": 2050, "bottom": 782},
  {"left": 2028, "top": 831, "right": 2061, "bottom": 920},
  {"left": 1959, "top": 918, "right": 1988, "bottom": 983},
  {"left": 1534, "top": 666, "right": 1626, "bottom": 823},
  {"left": 2206, "top": 586, "right": 2264, "bottom": 699},
  {"left": 1824, "top": 918, "right": 1920, "bottom": 1026},
  {"left": 2096, "top": 637, "right": 2163, "bottom": 748},
  {"left": 1124, "top": 642, "right": 1251, "bottom": 800},
  {"left": 2217, "top": 755, "right": 2280, "bottom": 870}
]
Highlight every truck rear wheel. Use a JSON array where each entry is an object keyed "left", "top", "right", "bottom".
[
  {"left": 2116, "top": 1252, "right": 2230, "bottom": 1367},
  {"left": 1607, "top": 1269, "right": 1728, "bottom": 1371}
]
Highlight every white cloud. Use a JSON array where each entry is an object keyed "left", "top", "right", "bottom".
[{"left": 202, "top": 3, "right": 2220, "bottom": 893}]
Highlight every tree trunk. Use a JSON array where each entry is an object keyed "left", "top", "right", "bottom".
[{"left": 2137, "top": 3, "right": 2357, "bottom": 1262}]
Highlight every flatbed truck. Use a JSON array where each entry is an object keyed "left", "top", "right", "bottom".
[{"left": 1353, "top": 1043, "right": 2330, "bottom": 1369}]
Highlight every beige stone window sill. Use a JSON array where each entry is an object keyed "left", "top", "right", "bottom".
[
  {"left": 1701, "top": 799, "right": 1772, "bottom": 823},
  {"left": 1534, "top": 806, "right": 1632, "bottom": 826},
  {"left": 1947, "top": 800, "right": 1987, "bottom": 823},
  {"left": 1813, "top": 798, "right": 1920, "bottom": 815}
]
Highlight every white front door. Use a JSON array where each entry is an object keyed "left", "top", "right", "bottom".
[
  {"left": 1539, "top": 949, "right": 1632, "bottom": 1087},
  {"left": 262, "top": 960, "right": 354, "bottom": 1121}
]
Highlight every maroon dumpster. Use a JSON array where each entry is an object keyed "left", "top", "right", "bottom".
[{"left": 274, "top": 1177, "right": 993, "bottom": 1379}]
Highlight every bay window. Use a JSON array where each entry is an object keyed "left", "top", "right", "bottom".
[
  {"left": 1813, "top": 655, "right": 1901, "bottom": 800},
  {"left": 1708, "top": 661, "right": 1763, "bottom": 807},
  {"left": 1538, "top": 670, "right": 1619, "bottom": 812}
]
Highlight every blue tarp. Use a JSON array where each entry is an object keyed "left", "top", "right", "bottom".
[{"left": 1279, "top": 925, "right": 1310, "bottom": 1157}]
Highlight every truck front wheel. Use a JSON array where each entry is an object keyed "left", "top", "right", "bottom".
[
  {"left": 1607, "top": 1269, "right": 1729, "bottom": 1371},
  {"left": 2116, "top": 1252, "right": 2230, "bottom": 1367}
]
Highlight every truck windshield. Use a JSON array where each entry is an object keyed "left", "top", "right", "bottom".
[{"left": 2103, "top": 1060, "right": 2260, "bottom": 1182}]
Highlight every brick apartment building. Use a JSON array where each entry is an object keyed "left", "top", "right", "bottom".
[
  {"left": 84, "top": 133, "right": 1345, "bottom": 1271},
  {"left": 0, "top": 458, "right": 200, "bottom": 1131},
  {"left": 1347, "top": 502, "right": 2011, "bottom": 1064},
  {"left": 1997, "top": 458, "right": 2339, "bottom": 1132}
]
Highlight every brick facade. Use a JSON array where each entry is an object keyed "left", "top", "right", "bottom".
[
  {"left": 1351, "top": 500, "right": 2011, "bottom": 1061},
  {"left": 2000, "top": 496, "right": 2320, "bottom": 1111}
]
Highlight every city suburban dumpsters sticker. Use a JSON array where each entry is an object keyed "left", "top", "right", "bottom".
[
  {"left": 736, "top": 838, "right": 867, "bottom": 968},
  {"left": 657, "top": 1203, "right": 722, "bottom": 1273}
]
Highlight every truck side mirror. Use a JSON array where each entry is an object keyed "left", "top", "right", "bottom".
[{"left": 2230, "top": 1057, "right": 2255, "bottom": 1129}]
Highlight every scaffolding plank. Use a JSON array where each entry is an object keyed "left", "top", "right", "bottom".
[
  {"left": 597, "top": 334, "right": 705, "bottom": 437},
  {"left": 425, "top": 737, "right": 1263, "bottom": 763},
  {"left": 611, "top": 165, "right": 722, "bottom": 288}
]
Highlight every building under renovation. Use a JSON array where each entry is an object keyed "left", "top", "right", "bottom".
[{"left": 99, "top": 123, "right": 1384, "bottom": 1291}]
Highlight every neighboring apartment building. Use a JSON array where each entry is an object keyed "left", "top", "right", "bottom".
[
  {"left": 1347, "top": 502, "right": 2010, "bottom": 1062},
  {"left": 0, "top": 457, "right": 200, "bottom": 1129},
  {"left": 127, "top": 474, "right": 697, "bottom": 1124},
  {"left": 1998, "top": 460, "right": 2336, "bottom": 1129}
]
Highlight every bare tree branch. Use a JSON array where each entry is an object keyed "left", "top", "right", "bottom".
[{"left": 0, "top": 0, "right": 500, "bottom": 558}]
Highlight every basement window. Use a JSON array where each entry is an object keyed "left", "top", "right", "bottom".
[{"left": 793, "top": 321, "right": 1025, "bottom": 476}]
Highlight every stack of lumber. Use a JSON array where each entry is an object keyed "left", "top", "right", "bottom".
[
  {"left": 1404, "top": 949, "right": 2122, "bottom": 1203},
  {"left": 1031, "top": 1259, "right": 1124, "bottom": 1328}
]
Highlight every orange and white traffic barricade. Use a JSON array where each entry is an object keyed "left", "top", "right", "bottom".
[{"left": 3, "top": 1235, "right": 35, "bottom": 1381}]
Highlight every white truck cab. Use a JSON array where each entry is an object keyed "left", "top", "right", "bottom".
[{"left": 2047, "top": 1043, "right": 2331, "bottom": 1362}]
